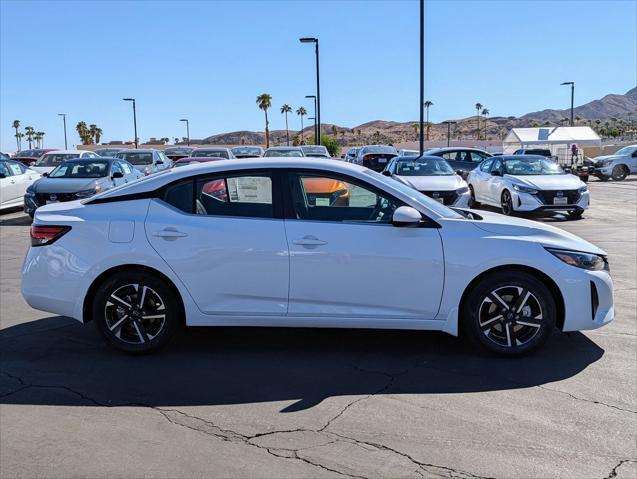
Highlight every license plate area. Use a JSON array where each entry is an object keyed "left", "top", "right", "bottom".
[{"left": 553, "top": 197, "right": 568, "bottom": 205}]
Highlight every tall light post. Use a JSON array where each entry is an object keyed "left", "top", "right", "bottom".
[
  {"left": 305, "top": 95, "right": 317, "bottom": 143},
  {"left": 300, "top": 37, "right": 321, "bottom": 145},
  {"left": 560, "top": 82, "right": 575, "bottom": 126},
  {"left": 443, "top": 121, "right": 456, "bottom": 147},
  {"left": 418, "top": 0, "right": 424, "bottom": 155},
  {"left": 57, "top": 113, "right": 68, "bottom": 149},
  {"left": 180, "top": 119, "right": 190, "bottom": 146},
  {"left": 123, "top": 98, "right": 138, "bottom": 148}
]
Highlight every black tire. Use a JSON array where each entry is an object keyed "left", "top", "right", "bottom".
[
  {"left": 500, "top": 190, "right": 514, "bottom": 216},
  {"left": 93, "top": 270, "right": 181, "bottom": 353},
  {"left": 468, "top": 185, "right": 480, "bottom": 208},
  {"left": 462, "top": 270, "right": 556, "bottom": 356},
  {"left": 597, "top": 174, "right": 610, "bottom": 182},
  {"left": 580, "top": 175, "right": 589, "bottom": 183},
  {"left": 611, "top": 165, "right": 628, "bottom": 181},
  {"left": 567, "top": 210, "right": 584, "bottom": 219}
]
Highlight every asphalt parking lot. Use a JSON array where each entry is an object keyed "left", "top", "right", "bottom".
[{"left": 1, "top": 179, "right": 636, "bottom": 479}]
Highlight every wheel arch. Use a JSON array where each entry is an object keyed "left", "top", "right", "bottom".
[
  {"left": 82, "top": 264, "right": 186, "bottom": 325},
  {"left": 458, "top": 264, "right": 566, "bottom": 332}
]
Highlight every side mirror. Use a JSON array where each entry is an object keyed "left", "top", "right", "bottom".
[
  {"left": 392, "top": 206, "right": 422, "bottom": 227},
  {"left": 455, "top": 169, "right": 464, "bottom": 176},
  {"left": 111, "top": 171, "right": 124, "bottom": 179},
  {"left": 632, "top": 152, "right": 637, "bottom": 158},
  {"left": 0, "top": 173, "right": 6, "bottom": 179},
  {"left": 156, "top": 160, "right": 164, "bottom": 165},
  {"left": 382, "top": 170, "right": 391, "bottom": 176},
  {"left": 490, "top": 170, "right": 501, "bottom": 177},
  {"left": 42, "top": 172, "right": 49, "bottom": 177}
]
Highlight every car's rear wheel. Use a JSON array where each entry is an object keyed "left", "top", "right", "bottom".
[
  {"left": 468, "top": 185, "right": 480, "bottom": 208},
  {"left": 462, "top": 270, "right": 556, "bottom": 355},
  {"left": 611, "top": 165, "right": 628, "bottom": 181},
  {"left": 500, "top": 190, "right": 514, "bottom": 216},
  {"left": 93, "top": 270, "right": 180, "bottom": 353}
]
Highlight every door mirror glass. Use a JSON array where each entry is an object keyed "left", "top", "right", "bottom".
[
  {"left": 491, "top": 170, "right": 501, "bottom": 177},
  {"left": 455, "top": 169, "right": 464, "bottom": 176},
  {"left": 392, "top": 206, "right": 422, "bottom": 226},
  {"left": 382, "top": 170, "right": 391, "bottom": 176},
  {"left": 111, "top": 171, "right": 124, "bottom": 179},
  {"left": 42, "top": 172, "right": 49, "bottom": 177},
  {"left": 156, "top": 160, "right": 164, "bottom": 165},
  {"left": 0, "top": 173, "right": 6, "bottom": 179}
]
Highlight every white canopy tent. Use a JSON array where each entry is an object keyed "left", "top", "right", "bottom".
[{"left": 503, "top": 126, "right": 601, "bottom": 156}]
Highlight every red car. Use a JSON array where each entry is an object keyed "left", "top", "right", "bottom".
[{"left": 12, "top": 149, "right": 56, "bottom": 166}]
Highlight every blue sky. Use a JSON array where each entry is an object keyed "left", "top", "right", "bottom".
[{"left": 1, "top": 0, "right": 635, "bottom": 151}]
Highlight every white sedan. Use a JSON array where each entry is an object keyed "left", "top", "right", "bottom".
[
  {"left": 0, "top": 160, "right": 41, "bottom": 211},
  {"left": 467, "top": 155, "right": 589, "bottom": 218},
  {"left": 31, "top": 150, "right": 99, "bottom": 175},
  {"left": 382, "top": 155, "right": 470, "bottom": 207},
  {"left": 22, "top": 158, "right": 613, "bottom": 355}
]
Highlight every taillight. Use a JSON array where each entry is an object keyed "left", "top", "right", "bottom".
[{"left": 30, "top": 225, "right": 71, "bottom": 247}]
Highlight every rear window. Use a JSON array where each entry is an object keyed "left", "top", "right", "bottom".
[
  {"left": 193, "top": 150, "right": 229, "bottom": 159},
  {"left": 264, "top": 149, "right": 303, "bottom": 157},
  {"left": 119, "top": 152, "right": 154, "bottom": 165}
]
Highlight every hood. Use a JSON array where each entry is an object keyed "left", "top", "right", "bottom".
[
  {"left": 30, "top": 166, "right": 56, "bottom": 174},
  {"left": 505, "top": 173, "right": 583, "bottom": 190},
  {"left": 593, "top": 154, "right": 622, "bottom": 162},
  {"left": 394, "top": 174, "right": 466, "bottom": 191},
  {"left": 471, "top": 210, "right": 606, "bottom": 255},
  {"left": 32, "top": 177, "right": 108, "bottom": 193}
]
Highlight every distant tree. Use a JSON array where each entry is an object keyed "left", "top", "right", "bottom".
[
  {"left": 34, "top": 131, "right": 45, "bottom": 148},
  {"left": 12, "top": 120, "right": 21, "bottom": 151},
  {"left": 481, "top": 108, "right": 489, "bottom": 139},
  {"left": 174, "top": 137, "right": 180, "bottom": 144},
  {"left": 475, "top": 103, "right": 483, "bottom": 139},
  {"left": 280, "top": 104, "right": 292, "bottom": 146},
  {"left": 296, "top": 106, "right": 307, "bottom": 144},
  {"left": 543, "top": 121, "right": 551, "bottom": 127},
  {"left": 160, "top": 137, "right": 169, "bottom": 144},
  {"left": 424, "top": 100, "right": 433, "bottom": 140},
  {"left": 575, "top": 115, "right": 582, "bottom": 126},
  {"left": 318, "top": 134, "right": 340, "bottom": 157},
  {"left": 24, "top": 126, "right": 35, "bottom": 149},
  {"left": 256, "top": 93, "right": 272, "bottom": 148},
  {"left": 76, "top": 122, "right": 91, "bottom": 145},
  {"left": 411, "top": 123, "right": 419, "bottom": 140},
  {"left": 331, "top": 125, "right": 338, "bottom": 137}
]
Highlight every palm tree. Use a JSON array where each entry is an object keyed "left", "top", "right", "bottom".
[
  {"left": 296, "top": 106, "right": 307, "bottom": 143},
  {"left": 76, "top": 121, "right": 89, "bottom": 145},
  {"left": 475, "top": 103, "right": 483, "bottom": 139},
  {"left": 424, "top": 100, "right": 433, "bottom": 140},
  {"left": 89, "top": 124, "right": 99, "bottom": 144},
  {"left": 12, "top": 120, "right": 21, "bottom": 151},
  {"left": 256, "top": 93, "right": 272, "bottom": 148},
  {"left": 24, "top": 126, "right": 35, "bottom": 149},
  {"left": 411, "top": 123, "right": 419, "bottom": 140},
  {"left": 161, "top": 137, "right": 169, "bottom": 144},
  {"left": 575, "top": 115, "right": 582, "bottom": 126},
  {"left": 481, "top": 108, "right": 489, "bottom": 139},
  {"left": 94, "top": 127, "right": 103, "bottom": 144},
  {"left": 34, "top": 132, "right": 45, "bottom": 148},
  {"left": 280, "top": 104, "right": 292, "bottom": 146},
  {"left": 331, "top": 125, "right": 338, "bottom": 138},
  {"left": 543, "top": 121, "right": 551, "bottom": 127}
]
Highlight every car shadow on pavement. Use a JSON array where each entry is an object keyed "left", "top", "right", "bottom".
[{"left": 0, "top": 316, "right": 604, "bottom": 412}]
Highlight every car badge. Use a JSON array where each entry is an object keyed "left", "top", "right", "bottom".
[
  {"left": 556, "top": 191, "right": 564, "bottom": 197},
  {"left": 50, "top": 194, "right": 57, "bottom": 201},
  {"left": 432, "top": 192, "right": 440, "bottom": 198}
]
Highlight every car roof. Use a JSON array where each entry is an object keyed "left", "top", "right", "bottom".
[
  {"left": 395, "top": 155, "right": 446, "bottom": 161},
  {"left": 266, "top": 146, "right": 302, "bottom": 150},
  {"left": 425, "top": 147, "right": 490, "bottom": 153},
  {"left": 43, "top": 150, "right": 87, "bottom": 154},
  {"left": 193, "top": 147, "right": 231, "bottom": 150},
  {"left": 495, "top": 155, "right": 548, "bottom": 160}
]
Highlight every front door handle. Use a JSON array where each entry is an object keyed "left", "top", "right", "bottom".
[
  {"left": 292, "top": 235, "right": 327, "bottom": 246},
  {"left": 152, "top": 228, "right": 188, "bottom": 239}
]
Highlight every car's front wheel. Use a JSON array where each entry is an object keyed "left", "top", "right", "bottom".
[
  {"left": 611, "top": 165, "right": 628, "bottom": 181},
  {"left": 462, "top": 270, "right": 556, "bottom": 355},
  {"left": 500, "top": 190, "right": 514, "bottom": 216},
  {"left": 93, "top": 270, "right": 180, "bottom": 353},
  {"left": 468, "top": 185, "right": 480, "bottom": 208}
]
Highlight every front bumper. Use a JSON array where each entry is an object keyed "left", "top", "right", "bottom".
[
  {"left": 594, "top": 166, "right": 613, "bottom": 176},
  {"left": 23, "top": 194, "right": 39, "bottom": 215},
  {"left": 511, "top": 190, "right": 589, "bottom": 213},
  {"left": 558, "top": 266, "right": 614, "bottom": 332}
]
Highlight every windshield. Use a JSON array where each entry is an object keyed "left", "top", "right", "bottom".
[
  {"left": 503, "top": 158, "right": 564, "bottom": 175},
  {"left": 264, "top": 149, "right": 303, "bottom": 157},
  {"left": 49, "top": 160, "right": 109, "bottom": 178},
  {"left": 362, "top": 146, "right": 396, "bottom": 155},
  {"left": 95, "top": 149, "right": 120, "bottom": 156},
  {"left": 366, "top": 170, "right": 463, "bottom": 219},
  {"left": 396, "top": 157, "right": 455, "bottom": 176},
  {"left": 614, "top": 146, "right": 636, "bottom": 156},
  {"left": 35, "top": 153, "right": 79, "bottom": 167},
  {"left": 118, "top": 152, "right": 154, "bottom": 165},
  {"left": 194, "top": 150, "right": 229, "bottom": 159},
  {"left": 301, "top": 146, "right": 329, "bottom": 156},
  {"left": 232, "top": 147, "right": 262, "bottom": 156}
]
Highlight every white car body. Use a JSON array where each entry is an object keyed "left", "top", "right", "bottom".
[
  {"left": 22, "top": 158, "right": 613, "bottom": 353},
  {"left": 0, "top": 160, "right": 41, "bottom": 210},
  {"left": 593, "top": 145, "right": 637, "bottom": 180},
  {"left": 31, "top": 150, "right": 98, "bottom": 175},
  {"left": 468, "top": 156, "right": 589, "bottom": 214}
]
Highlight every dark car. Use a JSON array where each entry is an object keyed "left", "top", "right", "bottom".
[
  {"left": 11, "top": 148, "right": 56, "bottom": 166},
  {"left": 24, "top": 157, "right": 142, "bottom": 217},
  {"left": 354, "top": 145, "right": 398, "bottom": 171},
  {"left": 424, "top": 147, "right": 493, "bottom": 178},
  {"left": 164, "top": 147, "right": 195, "bottom": 162}
]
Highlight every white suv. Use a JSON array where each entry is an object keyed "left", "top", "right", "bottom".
[{"left": 593, "top": 145, "right": 637, "bottom": 181}]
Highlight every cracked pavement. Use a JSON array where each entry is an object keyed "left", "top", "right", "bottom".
[{"left": 1, "top": 179, "right": 636, "bottom": 478}]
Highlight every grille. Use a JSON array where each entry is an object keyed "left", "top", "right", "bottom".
[
  {"left": 35, "top": 192, "right": 78, "bottom": 205},
  {"left": 420, "top": 190, "right": 458, "bottom": 206},
  {"left": 534, "top": 190, "right": 580, "bottom": 205}
]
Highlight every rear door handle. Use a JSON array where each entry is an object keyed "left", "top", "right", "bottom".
[
  {"left": 152, "top": 228, "right": 188, "bottom": 239},
  {"left": 292, "top": 235, "right": 327, "bottom": 246}
]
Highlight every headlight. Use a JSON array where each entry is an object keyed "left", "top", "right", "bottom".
[
  {"left": 25, "top": 187, "right": 35, "bottom": 197},
  {"left": 578, "top": 185, "right": 588, "bottom": 193},
  {"left": 512, "top": 184, "right": 539, "bottom": 194},
  {"left": 456, "top": 186, "right": 469, "bottom": 194},
  {"left": 600, "top": 160, "right": 613, "bottom": 167},
  {"left": 75, "top": 186, "right": 100, "bottom": 198},
  {"left": 546, "top": 248, "right": 609, "bottom": 271}
]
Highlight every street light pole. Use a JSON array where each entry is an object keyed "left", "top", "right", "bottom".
[
  {"left": 58, "top": 113, "right": 68, "bottom": 149},
  {"left": 300, "top": 37, "right": 321, "bottom": 145},
  {"left": 180, "top": 119, "right": 190, "bottom": 146},
  {"left": 123, "top": 98, "right": 138, "bottom": 148},
  {"left": 560, "top": 82, "right": 575, "bottom": 126},
  {"left": 443, "top": 121, "right": 456, "bottom": 147},
  {"left": 419, "top": 0, "right": 424, "bottom": 155},
  {"left": 305, "top": 95, "right": 317, "bottom": 143}
]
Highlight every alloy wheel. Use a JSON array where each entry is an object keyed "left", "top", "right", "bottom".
[
  {"left": 104, "top": 284, "right": 167, "bottom": 344},
  {"left": 501, "top": 191, "right": 513, "bottom": 215},
  {"left": 611, "top": 165, "right": 628, "bottom": 181},
  {"left": 477, "top": 285, "right": 543, "bottom": 348}
]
